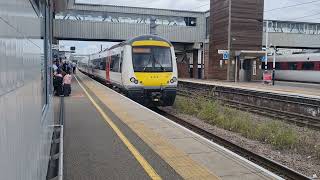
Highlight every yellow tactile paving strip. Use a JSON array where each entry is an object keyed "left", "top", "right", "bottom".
[{"left": 78, "top": 74, "right": 220, "bottom": 180}]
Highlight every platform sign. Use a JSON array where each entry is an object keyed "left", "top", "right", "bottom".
[
  {"left": 218, "top": 50, "right": 229, "bottom": 60},
  {"left": 218, "top": 50, "right": 229, "bottom": 54},
  {"left": 260, "top": 56, "right": 266, "bottom": 62},
  {"left": 223, "top": 52, "right": 229, "bottom": 60}
]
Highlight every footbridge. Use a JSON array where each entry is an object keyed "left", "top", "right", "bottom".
[{"left": 54, "top": 1, "right": 320, "bottom": 49}]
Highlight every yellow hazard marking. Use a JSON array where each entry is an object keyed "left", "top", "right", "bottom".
[
  {"left": 132, "top": 40, "right": 171, "bottom": 47},
  {"left": 75, "top": 76, "right": 162, "bottom": 180},
  {"left": 134, "top": 72, "right": 172, "bottom": 87}
]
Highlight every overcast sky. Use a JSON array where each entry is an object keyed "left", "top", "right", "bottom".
[
  {"left": 77, "top": 0, "right": 320, "bottom": 22},
  {"left": 63, "top": 0, "right": 320, "bottom": 54}
]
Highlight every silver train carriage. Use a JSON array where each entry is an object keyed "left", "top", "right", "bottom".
[
  {"left": 266, "top": 53, "right": 320, "bottom": 83},
  {"left": 78, "top": 35, "right": 178, "bottom": 106}
]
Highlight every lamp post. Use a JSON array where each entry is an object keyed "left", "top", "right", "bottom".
[
  {"left": 272, "top": 46, "right": 276, "bottom": 86},
  {"left": 265, "top": 20, "right": 269, "bottom": 72}
]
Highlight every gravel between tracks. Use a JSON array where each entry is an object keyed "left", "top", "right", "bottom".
[{"left": 160, "top": 107, "right": 320, "bottom": 178}]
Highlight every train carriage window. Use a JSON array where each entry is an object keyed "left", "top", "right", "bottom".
[
  {"left": 111, "top": 54, "right": 120, "bottom": 72},
  {"left": 275, "top": 62, "right": 281, "bottom": 70},
  {"left": 110, "top": 57, "right": 114, "bottom": 71},
  {"left": 302, "top": 62, "right": 315, "bottom": 70},
  {"left": 297, "top": 62, "right": 303, "bottom": 70},
  {"left": 132, "top": 47, "right": 172, "bottom": 72},
  {"left": 93, "top": 59, "right": 101, "bottom": 69},
  {"left": 288, "top": 62, "right": 298, "bottom": 70},
  {"left": 281, "top": 62, "right": 289, "bottom": 70},
  {"left": 266, "top": 62, "right": 272, "bottom": 70},
  {"left": 100, "top": 58, "right": 106, "bottom": 70}
]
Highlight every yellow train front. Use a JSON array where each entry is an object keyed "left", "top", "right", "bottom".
[
  {"left": 123, "top": 35, "right": 178, "bottom": 106},
  {"left": 80, "top": 35, "right": 178, "bottom": 107}
]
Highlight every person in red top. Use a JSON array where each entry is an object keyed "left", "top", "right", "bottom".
[{"left": 63, "top": 71, "right": 72, "bottom": 96}]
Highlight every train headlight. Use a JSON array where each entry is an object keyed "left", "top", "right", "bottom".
[
  {"left": 170, "top": 77, "right": 178, "bottom": 84},
  {"left": 130, "top": 77, "right": 139, "bottom": 84}
]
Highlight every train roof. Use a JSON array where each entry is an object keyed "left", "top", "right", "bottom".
[
  {"left": 109, "top": 34, "right": 173, "bottom": 50},
  {"left": 268, "top": 53, "right": 320, "bottom": 62}
]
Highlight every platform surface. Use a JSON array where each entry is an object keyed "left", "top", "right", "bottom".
[
  {"left": 60, "top": 72, "right": 281, "bottom": 180},
  {"left": 180, "top": 78, "right": 320, "bottom": 99}
]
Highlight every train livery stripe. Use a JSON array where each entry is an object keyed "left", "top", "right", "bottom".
[
  {"left": 132, "top": 40, "right": 171, "bottom": 47},
  {"left": 134, "top": 72, "right": 172, "bottom": 87}
]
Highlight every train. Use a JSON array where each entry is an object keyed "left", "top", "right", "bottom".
[
  {"left": 266, "top": 53, "right": 320, "bottom": 83},
  {"left": 78, "top": 35, "right": 178, "bottom": 106}
]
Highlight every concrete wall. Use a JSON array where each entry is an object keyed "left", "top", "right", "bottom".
[{"left": 0, "top": 0, "right": 54, "bottom": 179}]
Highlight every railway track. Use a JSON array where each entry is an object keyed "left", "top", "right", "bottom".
[
  {"left": 154, "top": 108, "right": 311, "bottom": 180},
  {"left": 177, "top": 86, "right": 320, "bottom": 130}
]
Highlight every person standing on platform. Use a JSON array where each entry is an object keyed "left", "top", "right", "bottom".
[
  {"left": 62, "top": 61, "right": 70, "bottom": 73},
  {"left": 63, "top": 71, "right": 72, "bottom": 96},
  {"left": 72, "top": 61, "right": 77, "bottom": 74},
  {"left": 53, "top": 60, "right": 58, "bottom": 73},
  {"left": 54, "top": 70, "right": 63, "bottom": 96}
]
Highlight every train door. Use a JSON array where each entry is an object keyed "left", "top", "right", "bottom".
[
  {"left": 119, "top": 50, "right": 124, "bottom": 85},
  {"left": 110, "top": 53, "right": 122, "bottom": 86}
]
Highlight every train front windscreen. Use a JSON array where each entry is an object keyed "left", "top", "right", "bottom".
[{"left": 132, "top": 47, "right": 173, "bottom": 72}]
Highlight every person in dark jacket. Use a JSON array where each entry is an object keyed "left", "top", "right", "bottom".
[{"left": 54, "top": 70, "right": 63, "bottom": 96}]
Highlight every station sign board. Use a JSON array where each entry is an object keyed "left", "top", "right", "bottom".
[
  {"left": 218, "top": 50, "right": 229, "bottom": 60},
  {"left": 260, "top": 56, "right": 266, "bottom": 62},
  {"left": 218, "top": 50, "right": 229, "bottom": 54}
]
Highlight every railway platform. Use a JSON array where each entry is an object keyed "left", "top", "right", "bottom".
[
  {"left": 55, "top": 72, "right": 281, "bottom": 180},
  {"left": 180, "top": 79, "right": 320, "bottom": 99}
]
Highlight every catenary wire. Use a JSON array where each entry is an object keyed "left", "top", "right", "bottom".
[{"left": 264, "top": 0, "right": 320, "bottom": 12}]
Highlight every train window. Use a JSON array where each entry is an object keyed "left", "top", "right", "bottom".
[
  {"left": 302, "top": 62, "right": 315, "bottom": 70},
  {"left": 281, "top": 62, "right": 289, "bottom": 70},
  {"left": 111, "top": 54, "right": 120, "bottom": 72},
  {"left": 275, "top": 62, "right": 281, "bottom": 70},
  {"left": 288, "top": 62, "right": 298, "bottom": 70},
  {"left": 110, "top": 57, "right": 114, "bottom": 71},
  {"left": 100, "top": 59, "right": 106, "bottom": 70},
  {"left": 263, "top": 62, "right": 281, "bottom": 70},
  {"left": 93, "top": 59, "right": 101, "bottom": 69}
]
